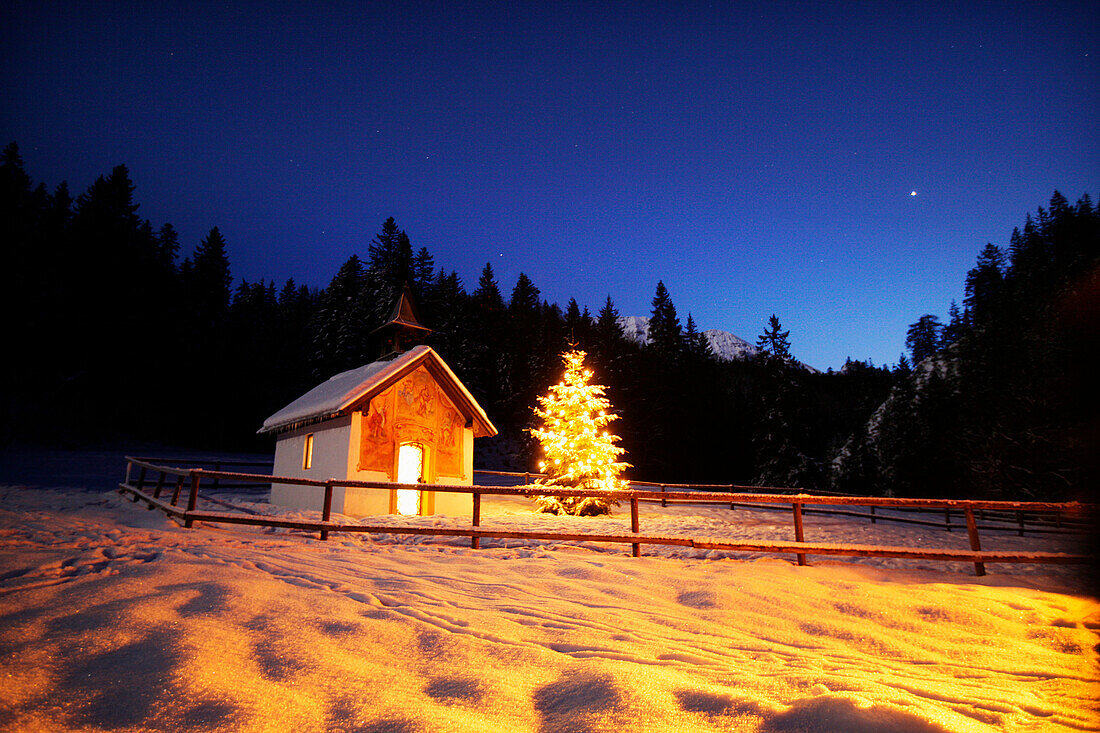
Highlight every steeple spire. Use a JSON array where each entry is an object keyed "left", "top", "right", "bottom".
[{"left": 372, "top": 283, "right": 431, "bottom": 358}]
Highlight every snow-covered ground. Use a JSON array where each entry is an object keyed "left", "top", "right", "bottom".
[{"left": 1, "top": 456, "right": 1098, "bottom": 732}]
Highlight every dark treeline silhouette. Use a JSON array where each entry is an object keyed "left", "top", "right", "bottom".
[
  {"left": 834, "top": 191, "right": 1099, "bottom": 502},
  {"left": 3, "top": 143, "right": 1093, "bottom": 499}
]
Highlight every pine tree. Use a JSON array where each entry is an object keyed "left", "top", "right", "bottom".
[
  {"left": 425, "top": 268, "right": 472, "bottom": 375},
  {"left": 594, "top": 296, "right": 621, "bottom": 341},
  {"left": 466, "top": 262, "right": 508, "bottom": 418},
  {"left": 509, "top": 273, "right": 541, "bottom": 322},
  {"left": 156, "top": 222, "right": 180, "bottom": 271},
  {"left": 564, "top": 298, "right": 589, "bottom": 345},
  {"left": 365, "top": 217, "right": 414, "bottom": 325},
  {"left": 683, "top": 313, "right": 712, "bottom": 361},
  {"left": 751, "top": 314, "right": 812, "bottom": 486},
  {"left": 0, "top": 142, "right": 41, "bottom": 442},
  {"left": 528, "top": 349, "right": 630, "bottom": 515},
  {"left": 367, "top": 218, "right": 404, "bottom": 278},
  {"left": 472, "top": 262, "right": 504, "bottom": 316},
  {"left": 504, "top": 272, "right": 544, "bottom": 434},
  {"left": 310, "top": 254, "right": 368, "bottom": 377},
  {"left": 648, "top": 281, "right": 681, "bottom": 358},
  {"left": 905, "top": 314, "right": 942, "bottom": 364},
  {"left": 964, "top": 243, "right": 1005, "bottom": 330},
  {"left": 188, "top": 226, "right": 233, "bottom": 329},
  {"left": 755, "top": 314, "right": 791, "bottom": 362},
  {"left": 589, "top": 294, "right": 627, "bottom": 411},
  {"left": 940, "top": 301, "right": 964, "bottom": 347},
  {"left": 410, "top": 246, "right": 436, "bottom": 309},
  {"left": 64, "top": 164, "right": 166, "bottom": 429}
]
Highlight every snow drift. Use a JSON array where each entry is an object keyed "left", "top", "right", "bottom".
[{"left": 0, "top": 469, "right": 1097, "bottom": 732}]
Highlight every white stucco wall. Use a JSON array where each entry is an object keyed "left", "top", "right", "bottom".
[
  {"left": 270, "top": 418, "right": 351, "bottom": 512},
  {"left": 268, "top": 416, "right": 480, "bottom": 518}
]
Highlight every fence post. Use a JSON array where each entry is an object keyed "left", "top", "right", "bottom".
[
  {"left": 320, "top": 482, "right": 333, "bottom": 541},
  {"left": 472, "top": 492, "right": 481, "bottom": 549},
  {"left": 184, "top": 473, "right": 200, "bottom": 528},
  {"left": 964, "top": 507, "right": 986, "bottom": 577},
  {"left": 870, "top": 505, "right": 876, "bottom": 524},
  {"left": 212, "top": 462, "right": 221, "bottom": 492},
  {"left": 793, "top": 502, "right": 807, "bottom": 566},
  {"left": 1017, "top": 511, "right": 1025, "bottom": 536},
  {"left": 171, "top": 476, "right": 184, "bottom": 505},
  {"left": 133, "top": 466, "right": 147, "bottom": 502},
  {"left": 630, "top": 496, "right": 640, "bottom": 557},
  {"left": 124, "top": 460, "right": 133, "bottom": 487},
  {"left": 661, "top": 484, "right": 667, "bottom": 508},
  {"left": 944, "top": 507, "right": 951, "bottom": 532}
]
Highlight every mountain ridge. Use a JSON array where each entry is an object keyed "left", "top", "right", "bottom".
[
  {"left": 616, "top": 316, "right": 818, "bottom": 372},
  {"left": 616, "top": 315, "right": 757, "bottom": 361}
]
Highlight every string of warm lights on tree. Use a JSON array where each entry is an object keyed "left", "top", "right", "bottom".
[{"left": 528, "top": 349, "right": 630, "bottom": 515}]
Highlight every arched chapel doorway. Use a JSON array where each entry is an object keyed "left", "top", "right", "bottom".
[{"left": 396, "top": 443, "right": 424, "bottom": 515}]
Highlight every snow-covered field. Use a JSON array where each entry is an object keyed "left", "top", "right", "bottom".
[{"left": 1, "top": 454, "right": 1098, "bottom": 732}]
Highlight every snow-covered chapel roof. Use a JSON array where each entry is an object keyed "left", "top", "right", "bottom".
[{"left": 258, "top": 345, "right": 497, "bottom": 437}]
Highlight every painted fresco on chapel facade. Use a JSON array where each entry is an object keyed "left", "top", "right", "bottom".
[{"left": 358, "top": 366, "right": 465, "bottom": 478}]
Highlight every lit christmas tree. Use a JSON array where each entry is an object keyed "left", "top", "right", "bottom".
[{"left": 528, "top": 349, "right": 630, "bottom": 515}]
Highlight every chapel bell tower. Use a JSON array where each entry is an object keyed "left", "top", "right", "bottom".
[{"left": 373, "top": 284, "right": 432, "bottom": 359}]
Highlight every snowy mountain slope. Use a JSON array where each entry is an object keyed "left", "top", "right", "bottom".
[
  {"left": 701, "top": 327, "right": 758, "bottom": 361},
  {"left": 616, "top": 315, "right": 651, "bottom": 347},
  {"left": 618, "top": 316, "right": 818, "bottom": 371},
  {"left": 617, "top": 315, "right": 758, "bottom": 361}
]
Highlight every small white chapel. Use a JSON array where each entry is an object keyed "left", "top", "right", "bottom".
[{"left": 258, "top": 287, "right": 497, "bottom": 517}]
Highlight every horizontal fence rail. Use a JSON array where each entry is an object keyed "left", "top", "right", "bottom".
[
  {"left": 480, "top": 471, "right": 1091, "bottom": 536},
  {"left": 117, "top": 457, "right": 1095, "bottom": 577}
]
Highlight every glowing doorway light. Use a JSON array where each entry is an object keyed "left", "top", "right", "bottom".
[{"left": 396, "top": 443, "right": 424, "bottom": 515}]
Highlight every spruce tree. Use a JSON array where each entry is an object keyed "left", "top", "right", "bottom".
[
  {"left": 528, "top": 349, "right": 630, "bottom": 515},
  {"left": 905, "top": 314, "right": 942, "bottom": 364},
  {"left": 755, "top": 314, "right": 791, "bottom": 362},
  {"left": 752, "top": 314, "right": 811, "bottom": 486},
  {"left": 683, "top": 313, "right": 712, "bottom": 361},
  {"left": 410, "top": 246, "right": 436, "bottom": 312},
  {"left": 365, "top": 217, "right": 413, "bottom": 325},
  {"left": 964, "top": 243, "right": 1005, "bottom": 330},
  {"left": 592, "top": 295, "right": 625, "bottom": 365},
  {"left": 156, "top": 223, "right": 180, "bottom": 271},
  {"left": 648, "top": 281, "right": 682, "bottom": 358},
  {"left": 472, "top": 262, "right": 504, "bottom": 316},
  {"left": 467, "top": 262, "right": 507, "bottom": 419},
  {"left": 940, "top": 302, "right": 964, "bottom": 347},
  {"left": 509, "top": 273, "right": 541, "bottom": 322},
  {"left": 505, "top": 272, "right": 544, "bottom": 435},
  {"left": 188, "top": 226, "right": 233, "bottom": 329},
  {"left": 564, "top": 298, "right": 589, "bottom": 345},
  {"left": 310, "top": 254, "right": 368, "bottom": 377}
]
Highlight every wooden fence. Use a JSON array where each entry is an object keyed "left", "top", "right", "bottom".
[
  {"left": 118, "top": 457, "right": 1093, "bottom": 577},
  {"left": 482, "top": 472, "right": 1092, "bottom": 538}
]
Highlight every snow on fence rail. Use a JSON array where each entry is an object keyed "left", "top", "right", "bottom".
[
  {"left": 481, "top": 472, "right": 1091, "bottom": 536},
  {"left": 118, "top": 457, "right": 1094, "bottom": 577}
]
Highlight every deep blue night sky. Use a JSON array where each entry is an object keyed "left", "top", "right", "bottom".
[{"left": 3, "top": 1, "right": 1097, "bottom": 369}]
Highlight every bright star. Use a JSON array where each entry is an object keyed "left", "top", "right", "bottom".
[{"left": 910, "top": 191, "right": 918, "bottom": 196}]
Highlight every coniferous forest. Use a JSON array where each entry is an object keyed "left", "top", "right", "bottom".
[{"left": 2, "top": 143, "right": 1096, "bottom": 502}]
